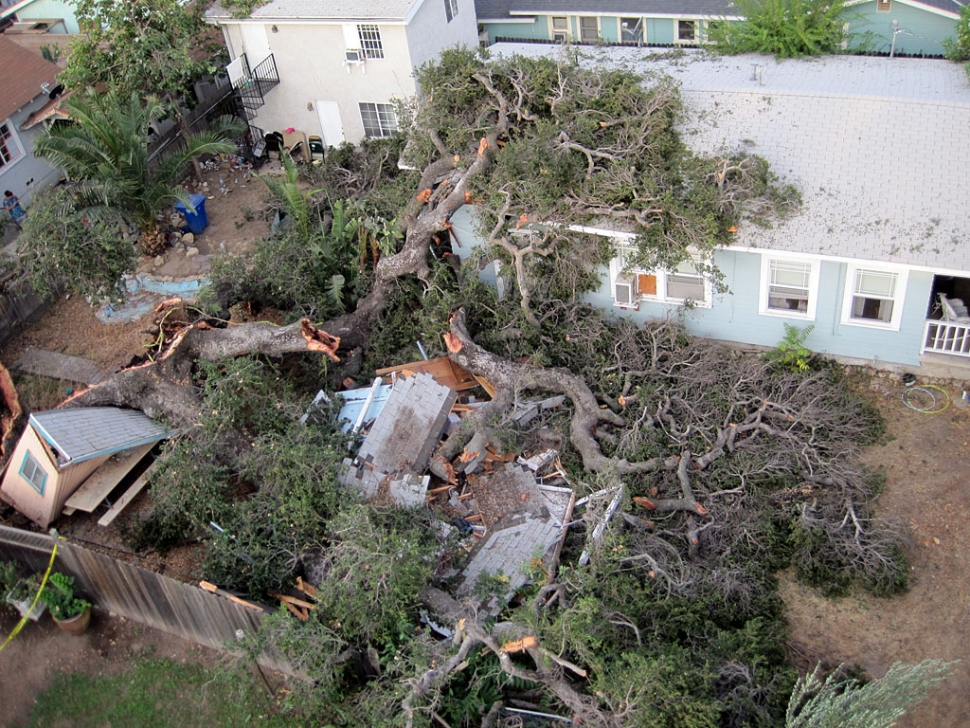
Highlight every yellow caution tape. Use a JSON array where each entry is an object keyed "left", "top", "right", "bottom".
[{"left": 0, "top": 540, "right": 58, "bottom": 653}]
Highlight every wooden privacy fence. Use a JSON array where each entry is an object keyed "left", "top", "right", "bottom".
[
  {"left": 0, "top": 272, "right": 52, "bottom": 345},
  {"left": 0, "top": 526, "right": 292, "bottom": 673}
]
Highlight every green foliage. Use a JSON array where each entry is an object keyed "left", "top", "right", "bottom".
[
  {"left": 786, "top": 659, "right": 958, "bottom": 727},
  {"left": 25, "top": 656, "right": 295, "bottom": 728},
  {"left": 218, "top": 0, "right": 271, "bottom": 19},
  {"left": 768, "top": 323, "right": 816, "bottom": 372},
  {"left": 943, "top": 2, "right": 970, "bottom": 62},
  {"left": 61, "top": 0, "right": 214, "bottom": 102},
  {"left": 18, "top": 187, "right": 136, "bottom": 300},
  {"left": 709, "top": 0, "right": 850, "bottom": 57},
  {"left": 33, "top": 91, "right": 242, "bottom": 238},
  {"left": 38, "top": 572, "right": 90, "bottom": 620},
  {"left": 39, "top": 43, "right": 60, "bottom": 64}
]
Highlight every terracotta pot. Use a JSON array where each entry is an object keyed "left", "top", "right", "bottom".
[{"left": 54, "top": 606, "right": 91, "bottom": 635}]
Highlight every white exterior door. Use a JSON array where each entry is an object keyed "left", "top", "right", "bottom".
[
  {"left": 239, "top": 24, "right": 272, "bottom": 67},
  {"left": 316, "top": 101, "right": 345, "bottom": 146}
]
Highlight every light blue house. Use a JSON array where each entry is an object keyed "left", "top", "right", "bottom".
[
  {"left": 451, "top": 45, "right": 970, "bottom": 371},
  {"left": 475, "top": 0, "right": 967, "bottom": 56},
  {"left": 476, "top": 0, "right": 735, "bottom": 46}
]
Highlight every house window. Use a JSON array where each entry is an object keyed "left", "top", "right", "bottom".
[
  {"left": 612, "top": 248, "right": 710, "bottom": 307},
  {"left": 666, "top": 259, "right": 706, "bottom": 303},
  {"left": 19, "top": 451, "right": 47, "bottom": 495},
  {"left": 842, "top": 265, "right": 908, "bottom": 329},
  {"left": 579, "top": 16, "right": 599, "bottom": 43},
  {"left": 357, "top": 24, "right": 384, "bottom": 59},
  {"left": 0, "top": 121, "right": 24, "bottom": 171},
  {"left": 676, "top": 20, "right": 698, "bottom": 43},
  {"left": 551, "top": 16, "right": 569, "bottom": 42},
  {"left": 444, "top": 0, "right": 458, "bottom": 22},
  {"left": 761, "top": 257, "right": 818, "bottom": 319},
  {"left": 704, "top": 20, "right": 724, "bottom": 43},
  {"left": 620, "top": 17, "right": 643, "bottom": 43},
  {"left": 359, "top": 102, "right": 398, "bottom": 138}
]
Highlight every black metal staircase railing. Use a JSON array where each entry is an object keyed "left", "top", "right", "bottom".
[{"left": 231, "top": 53, "right": 280, "bottom": 121}]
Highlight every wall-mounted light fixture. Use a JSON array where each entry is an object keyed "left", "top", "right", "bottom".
[
  {"left": 271, "top": 24, "right": 278, "bottom": 33},
  {"left": 306, "top": 102, "right": 314, "bottom": 111}
]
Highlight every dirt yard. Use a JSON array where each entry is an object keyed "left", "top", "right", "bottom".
[
  {"left": 782, "top": 376, "right": 970, "bottom": 726},
  {"left": 0, "top": 609, "right": 224, "bottom": 728}
]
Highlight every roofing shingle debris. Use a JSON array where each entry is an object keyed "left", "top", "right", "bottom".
[{"left": 333, "top": 355, "right": 574, "bottom": 611}]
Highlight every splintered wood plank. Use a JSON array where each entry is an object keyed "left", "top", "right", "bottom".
[
  {"left": 63, "top": 443, "right": 155, "bottom": 514},
  {"left": 375, "top": 356, "right": 480, "bottom": 391},
  {"left": 97, "top": 458, "right": 162, "bottom": 527}
]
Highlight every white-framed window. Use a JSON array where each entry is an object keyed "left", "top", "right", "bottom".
[
  {"left": 444, "top": 0, "right": 458, "bottom": 22},
  {"left": 357, "top": 24, "right": 384, "bottom": 59},
  {"left": 620, "top": 17, "right": 644, "bottom": 43},
  {"left": 611, "top": 248, "right": 711, "bottom": 308},
  {"left": 359, "top": 102, "right": 398, "bottom": 138},
  {"left": 841, "top": 264, "right": 908, "bottom": 330},
  {"left": 0, "top": 120, "right": 25, "bottom": 172},
  {"left": 19, "top": 451, "right": 47, "bottom": 495},
  {"left": 578, "top": 16, "right": 599, "bottom": 42},
  {"left": 550, "top": 16, "right": 569, "bottom": 42},
  {"left": 676, "top": 20, "right": 698, "bottom": 43},
  {"left": 703, "top": 20, "right": 725, "bottom": 43},
  {"left": 759, "top": 256, "right": 819, "bottom": 320}
]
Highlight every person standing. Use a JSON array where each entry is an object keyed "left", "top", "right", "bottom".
[{"left": 3, "top": 190, "right": 27, "bottom": 229}]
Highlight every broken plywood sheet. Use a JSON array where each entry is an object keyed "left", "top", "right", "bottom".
[
  {"left": 375, "top": 356, "right": 482, "bottom": 392},
  {"left": 356, "top": 372, "right": 456, "bottom": 476},
  {"left": 62, "top": 442, "right": 154, "bottom": 515}
]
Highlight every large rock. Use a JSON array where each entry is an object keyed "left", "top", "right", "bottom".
[{"left": 185, "top": 247, "right": 200, "bottom": 259}]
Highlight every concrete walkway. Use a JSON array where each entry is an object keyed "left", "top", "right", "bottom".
[{"left": 14, "top": 348, "right": 107, "bottom": 385}]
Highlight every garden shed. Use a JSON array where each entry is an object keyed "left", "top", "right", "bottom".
[{"left": 0, "top": 407, "right": 172, "bottom": 528}]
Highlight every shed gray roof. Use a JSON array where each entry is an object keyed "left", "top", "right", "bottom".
[
  {"left": 30, "top": 408, "right": 172, "bottom": 466},
  {"left": 495, "top": 44, "right": 970, "bottom": 273},
  {"left": 477, "top": 0, "right": 733, "bottom": 20},
  {"left": 207, "top": 0, "right": 420, "bottom": 21}
]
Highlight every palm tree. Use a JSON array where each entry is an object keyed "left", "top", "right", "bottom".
[{"left": 33, "top": 90, "right": 243, "bottom": 255}]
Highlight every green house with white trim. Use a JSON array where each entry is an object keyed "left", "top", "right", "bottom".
[{"left": 475, "top": 0, "right": 967, "bottom": 56}]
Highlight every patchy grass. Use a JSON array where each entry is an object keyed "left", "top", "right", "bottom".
[
  {"left": 22, "top": 655, "right": 297, "bottom": 728},
  {"left": 11, "top": 373, "right": 76, "bottom": 412}
]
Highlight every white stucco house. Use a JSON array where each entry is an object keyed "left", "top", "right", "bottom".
[{"left": 206, "top": 0, "right": 480, "bottom": 146}]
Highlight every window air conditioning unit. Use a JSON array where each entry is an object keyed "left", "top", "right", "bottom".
[
  {"left": 614, "top": 274, "right": 638, "bottom": 308},
  {"left": 345, "top": 49, "right": 364, "bottom": 63},
  {"left": 552, "top": 33, "right": 568, "bottom": 43}
]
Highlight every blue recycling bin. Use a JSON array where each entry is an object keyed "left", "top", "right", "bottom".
[{"left": 174, "top": 194, "right": 209, "bottom": 235}]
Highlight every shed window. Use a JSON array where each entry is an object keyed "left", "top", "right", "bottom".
[{"left": 20, "top": 451, "right": 47, "bottom": 495}]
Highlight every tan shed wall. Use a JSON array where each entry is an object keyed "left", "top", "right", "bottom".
[{"left": 0, "top": 427, "right": 107, "bottom": 528}]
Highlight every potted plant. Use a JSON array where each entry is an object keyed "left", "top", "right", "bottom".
[
  {"left": 38, "top": 572, "right": 91, "bottom": 635},
  {"left": 2, "top": 563, "right": 46, "bottom": 621}
]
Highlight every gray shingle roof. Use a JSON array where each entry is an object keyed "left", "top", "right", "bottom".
[
  {"left": 495, "top": 44, "right": 970, "bottom": 272},
  {"left": 477, "top": 0, "right": 734, "bottom": 20},
  {"left": 30, "top": 408, "right": 173, "bottom": 466},
  {"left": 207, "top": 0, "right": 419, "bottom": 21}
]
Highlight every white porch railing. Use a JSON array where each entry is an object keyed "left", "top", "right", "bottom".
[{"left": 922, "top": 320, "right": 970, "bottom": 358}]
